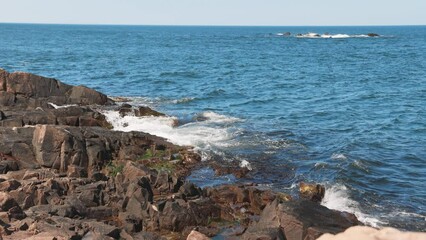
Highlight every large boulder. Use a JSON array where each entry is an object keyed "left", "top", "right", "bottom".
[
  {"left": 0, "top": 69, "right": 113, "bottom": 109},
  {"left": 243, "top": 200, "right": 360, "bottom": 240}
]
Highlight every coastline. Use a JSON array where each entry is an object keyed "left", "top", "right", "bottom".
[{"left": 0, "top": 69, "right": 423, "bottom": 239}]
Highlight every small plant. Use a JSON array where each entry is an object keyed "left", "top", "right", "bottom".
[
  {"left": 140, "top": 149, "right": 168, "bottom": 160},
  {"left": 107, "top": 161, "right": 124, "bottom": 177},
  {"left": 146, "top": 160, "right": 176, "bottom": 173}
]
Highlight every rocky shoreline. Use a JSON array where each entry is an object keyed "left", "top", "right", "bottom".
[{"left": 0, "top": 69, "right": 365, "bottom": 239}]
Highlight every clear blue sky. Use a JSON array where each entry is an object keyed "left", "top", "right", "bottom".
[{"left": 0, "top": 0, "right": 425, "bottom": 26}]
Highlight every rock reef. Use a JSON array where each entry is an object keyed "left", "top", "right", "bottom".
[{"left": 0, "top": 69, "right": 399, "bottom": 239}]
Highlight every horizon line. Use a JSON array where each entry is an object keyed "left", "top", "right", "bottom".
[{"left": 1, "top": 21, "right": 425, "bottom": 28}]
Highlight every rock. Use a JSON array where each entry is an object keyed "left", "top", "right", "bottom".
[
  {"left": 367, "top": 33, "right": 380, "bottom": 37},
  {"left": 82, "top": 221, "right": 121, "bottom": 239},
  {"left": 8, "top": 205, "right": 26, "bottom": 220},
  {"left": 299, "top": 182, "right": 325, "bottom": 202},
  {"left": 243, "top": 199, "right": 360, "bottom": 240},
  {"left": 118, "top": 212, "right": 143, "bottom": 233},
  {"left": 317, "top": 226, "right": 426, "bottom": 240},
  {"left": 0, "top": 111, "right": 5, "bottom": 120},
  {"left": 0, "top": 192, "right": 20, "bottom": 211},
  {"left": 0, "top": 69, "right": 112, "bottom": 109},
  {"left": 0, "top": 160, "right": 19, "bottom": 174},
  {"left": 187, "top": 230, "right": 211, "bottom": 240},
  {"left": 67, "top": 85, "right": 110, "bottom": 106},
  {"left": 242, "top": 200, "right": 286, "bottom": 240},
  {"left": 179, "top": 182, "right": 202, "bottom": 200},
  {"left": 0, "top": 179, "right": 21, "bottom": 191},
  {"left": 135, "top": 106, "right": 165, "bottom": 117},
  {"left": 122, "top": 161, "right": 154, "bottom": 183},
  {"left": 67, "top": 165, "right": 88, "bottom": 178}
]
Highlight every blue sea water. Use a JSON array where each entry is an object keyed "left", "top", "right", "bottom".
[{"left": 0, "top": 23, "right": 425, "bottom": 231}]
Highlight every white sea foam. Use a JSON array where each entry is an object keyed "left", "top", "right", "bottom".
[
  {"left": 103, "top": 110, "right": 241, "bottom": 160},
  {"left": 240, "top": 160, "right": 253, "bottom": 170},
  {"left": 295, "top": 33, "right": 371, "bottom": 39},
  {"left": 114, "top": 96, "right": 196, "bottom": 106},
  {"left": 48, "top": 102, "right": 78, "bottom": 109},
  {"left": 331, "top": 153, "right": 347, "bottom": 160},
  {"left": 321, "top": 184, "right": 384, "bottom": 228}
]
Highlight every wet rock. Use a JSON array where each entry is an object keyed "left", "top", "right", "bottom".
[
  {"left": 299, "top": 182, "right": 325, "bottom": 203},
  {"left": 135, "top": 106, "right": 165, "bottom": 117}
]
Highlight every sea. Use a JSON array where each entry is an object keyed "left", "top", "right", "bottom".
[{"left": 0, "top": 23, "right": 425, "bottom": 231}]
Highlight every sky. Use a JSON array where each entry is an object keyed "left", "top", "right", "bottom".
[{"left": 0, "top": 0, "right": 425, "bottom": 26}]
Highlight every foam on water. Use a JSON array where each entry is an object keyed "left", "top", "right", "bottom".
[
  {"left": 294, "top": 33, "right": 371, "bottom": 39},
  {"left": 321, "top": 184, "right": 384, "bottom": 228},
  {"left": 331, "top": 153, "right": 347, "bottom": 160},
  {"left": 103, "top": 110, "right": 241, "bottom": 160}
]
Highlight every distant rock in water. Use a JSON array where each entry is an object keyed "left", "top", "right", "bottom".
[{"left": 367, "top": 33, "right": 380, "bottom": 37}]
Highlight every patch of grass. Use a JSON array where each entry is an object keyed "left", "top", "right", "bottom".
[
  {"left": 107, "top": 161, "right": 124, "bottom": 177},
  {"left": 140, "top": 149, "right": 168, "bottom": 160},
  {"left": 146, "top": 160, "right": 176, "bottom": 173}
]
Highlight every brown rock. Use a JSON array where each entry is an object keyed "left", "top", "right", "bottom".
[
  {"left": 135, "top": 106, "right": 165, "bottom": 117},
  {"left": 0, "top": 192, "right": 20, "bottom": 211},
  {"left": 0, "top": 180, "right": 21, "bottom": 191},
  {"left": 299, "top": 182, "right": 325, "bottom": 203},
  {"left": 187, "top": 230, "right": 211, "bottom": 240}
]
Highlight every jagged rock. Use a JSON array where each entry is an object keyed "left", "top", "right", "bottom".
[
  {"left": 118, "top": 212, "right": 143, "bottom": 233},
  {"left": 67, "top": 165, "right": 88, "bottom": 178},
  {"left": 299, "top": 182, "right": 325, "bottom": 203},
  {"left": 0, "top": 160, "right": 19, "bottom": 174},
  {"left": 179, "top": 182, "right": 202, "bottom": 200},
  {"left": 122, "top": 161, "right": 155, "bottom": 183},
  {"left": 0, "top": 179, "right": 21, "bottom": 191},
  {"left": 0, "top": 192, "right": 20, "bottom": 211},
  {"left": 243, "top": 199, "right": 360, "bottom": 240},
  {"left": 0, "top": 69, "right": 112, "bottom": 109},
  {"left": 82, "top": 221, "right": 121, "bottom": 239}
]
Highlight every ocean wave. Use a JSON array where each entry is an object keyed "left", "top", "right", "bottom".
[
  {"left": 331, "top": 153, "right": 347, "bottom": 160},
  {"left": 109, "top": 96, "right": 197, "bottom": 106},
  {"left": 289, "top": 32, "right": 375, "bottom": 39},
  {"left": 103, "top": 110, "right": 241, "bottom": 160},
  {"left": 321, "top": 184, "right": 384, "bottom": 228}
]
